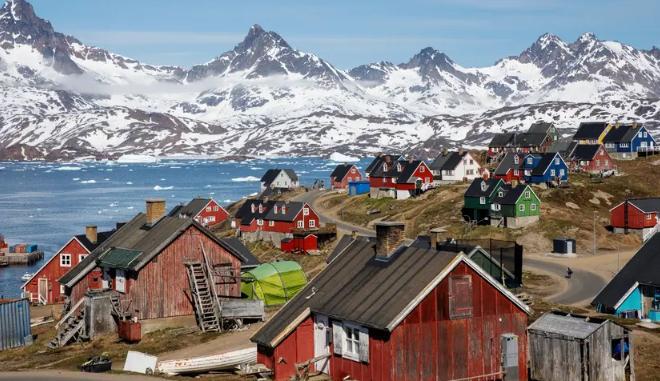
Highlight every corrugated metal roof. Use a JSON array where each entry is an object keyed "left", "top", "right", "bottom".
[
  {"left": 97, "top": 248, "right": 142, "bottom": 270},
  {"left": 528, "top": 312, "right": 604, "bottom": 339}
]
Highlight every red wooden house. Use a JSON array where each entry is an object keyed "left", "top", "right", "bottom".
[
  {"left": 59, "top": 199, "right": 254, "bottom": 320},
  {"left": 569, "top": 144, "right": 616, "bottom": 174},
  {"left": 169, "top": 197, "right": 229, "bottom": 228},
  {"left": 252, "top": 222, "right": 531, "bottom": 381},
  {"left": 22, "top": 226, "right": 115, "bottom": 305},
  {"left": 610, "top": 198, "right": 660, "bottom": 234},
  {"left": 330, "top": 164, "right": 362, "bottom": 190},
  {"left": 368, "top": 156, "right": 433, "bottom": 199},
  {"left": 493, "top": 152, "right": 525, "bottom": 183},
  {"left": 234, "top": 200, "right": 320, "bottom": 234}
]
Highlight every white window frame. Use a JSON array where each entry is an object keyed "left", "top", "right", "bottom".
[
  {"left": 257, "top": 219, "right": 264, "bottom": 226},
  {"left": 554, "top": 158, "right": 560, "bottom": 165},
  {"left": 309, "top": 219, "right": 316, "bottom": 228},
  {"left": 550, "top": 169, "right": 556, "bottom": 177},
  {"left": 519, "top": 204, "right": 525, "bottom": 212},
  {"left": 60, "top": 253, "right": 72, "bottom": 267},
  {"left": 524, "top": 190, "right": 531, "bottom": 199},
  {"left": 269, "top": 220, "right": 275, "bottom": 227},
  {"left": 646, "top": 213, "right": 652, "bottom": 220},
  {"left": 78, "top": 254, "right": 88, "bottom": 263},
  {"left": 531, "top": 203, "right": 537, "bottom": 211},
  {"left": 420, "top": 166, "right": 425, "bottom": 173},
  {"left": 342, "top": 323, "right": 361, "bottom": 361},
  {"left": 303, "top": 207, "right": 310, "bottom": 216},
  {"left": 297, "top": 220, "right": 304, "bottom": 229},
  {"left": 206, "top": 206, "right": 212, "bottom": 212},
  {"left": 479, "top": 196, "right": 486, "bottom": 205}
]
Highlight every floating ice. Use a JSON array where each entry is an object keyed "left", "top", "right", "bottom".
[
  {"left": 153, "top": 185, "right": 174, "bottom": 191},
  {"left": 80, "top": 180, "right": 96, "bottom": 184},
  {"left": 231, "top": 176, "right": 260, "bottom": 182},
  {"left": 55, "top": 166, "right": 81, "bottom": 171},
  {"left": 116, "top": 154, "right": 159, "bottom": 163}
]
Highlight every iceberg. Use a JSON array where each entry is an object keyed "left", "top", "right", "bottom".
[
  {"left": 116, "top": 154, "right": 159, "bottom": 164},
  {"left": 329, "top": 152, "right": 359, "bottom": 163},
  {"left": 231, "top": 176, "right": 260, "bottom": 182}
]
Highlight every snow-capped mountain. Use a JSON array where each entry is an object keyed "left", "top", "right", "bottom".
[{"left": 0, "top": 0, "right": 658, "bottom": 161}]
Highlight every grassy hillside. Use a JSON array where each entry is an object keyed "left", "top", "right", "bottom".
[{"left": 320, "top": 158, "right": 660, "bottom": 253}]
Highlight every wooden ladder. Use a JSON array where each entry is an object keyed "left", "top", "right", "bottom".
[{"left": 185, "top": 262, "right": 221, "bottom": 332}]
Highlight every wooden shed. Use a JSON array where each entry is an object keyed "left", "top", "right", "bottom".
[{"left": 528, "top": 311, "right": 633, "bottom": 381}]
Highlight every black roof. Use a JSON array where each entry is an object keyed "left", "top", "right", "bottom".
[
  {"left": 169, "top": 198, "right": 218, "bottom": 218},
  {"left": 465, "top": 178, "right": 502, "bottom": 198},
  {"left": 330, "top": 164, "right": 357, "bottom": 181},
  {"left": 61, "top": 212, "right": 247, "bottom": 285},
  {"left": 628, "top": 198, "right": 660, "bottom": 213},
  {"left": 494, "top": 152, "right": 523, "bottom": 176},
  {"left": 326, "top": 234, "right": 357, "bottom": 264},
  {"left": 531, "top": 153, "right": 562, "bottom": 176},
  {"left": 368, "top": 157, "right": 424, "bottom": 184},
  {"left": 514, "top": 133, "right": 548, "bottom": 147},
  {"left": 220, "top": 237, "right": 260, "bottom": 269},
  {"left": 489, "top": 133, "right": 515, "bottom": 148},
  {"left": 396, "top": 160, "right": 424, "bottom": 183},
  {"left": 603, "top": 124, "right": 643, "bottom": 144},
  {"left": 234, "top": 199, "right": 306, "bottom": 223},
  {"left": 592, "top": 233, "right": 660, "bottom": 309},
  {"left": 365, "top": 154, "right": 403, "bottom": 174},
  {"left": 494, "top": 184, "right": 530, "bottom": 205},
  {"left": 574, "top": 122, "right": 608, "bottom": 140},
  {"left": 260, "top": 169, "right": 298, "bottom": 186},
  {"left": 527, "top": 121, "right": 554, "bottom": 135},
  {"left": 430, "top": 151, "right": 466, "bottom": 171},
  {"left": 252, "top": 236, "right": 529, "bottom": 347},
  {"left": 75, "top": 230, "right": 115, "bottom": 252},
  {"left": 571, "top": 144, "right": 601, "bottom": 161}
]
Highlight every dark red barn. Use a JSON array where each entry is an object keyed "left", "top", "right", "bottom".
[
  {"left": 330, "top": 164, "right": 362, "bottom": 190},
  {"left": 610, "top": 198, "right": 660, "bottom": 233},
  {"left": 22, "top": 226, "right": 114, "bottom": 305},
  {"left": 252, "top": 222, "right": 531, "bottom": 381},
  {"left": 59, "top": 199, "right": 252, "bottom": 320}
]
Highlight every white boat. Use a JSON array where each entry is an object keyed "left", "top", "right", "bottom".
[
  {"left": 157, "top": 347, "right": 257, "bottom": 375},
  {"left": 20, "top": 273, "right": 33, "bottom": 281}
]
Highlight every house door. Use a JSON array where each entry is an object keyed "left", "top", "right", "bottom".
[
  {"left": 115, "top": 270, "right": 126, "bottom": 293},
  {"left": 314, "top": 314, "right": 331, "bottom": 374},
  {"left": 38, "top": 278, "right": 48, "bottom": 304},
  {"left": 566, "top": 240, "right": 573, "bottom": 253},
  {"left": 102, "top": 268, "right": 112, "bottom": 289}
]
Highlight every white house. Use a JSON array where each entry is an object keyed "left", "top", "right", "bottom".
[
  {"left": 260, "top": 169, "right": 300, "bottom": 191},
  {"left": 429, "top": 151, "right": 482, "bottom": 184}
]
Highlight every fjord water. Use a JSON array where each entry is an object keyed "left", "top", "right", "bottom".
[{"left": 0, "top": 157, "right": 368, "bottom": 297}]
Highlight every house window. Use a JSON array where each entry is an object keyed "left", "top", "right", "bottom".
[
  {"left": 420, "top": 166, "right": 425, "bottom": 173},
  {"left": 519, "top": 204, "right": 525, "bottom": 212},
  {"left": 213, "top": 206, "right": 219, "bottom": 212},
  {"left": 527, "top": 158, "right": 533, "bottom": 164},
  {"left": 274, "top": 205, "right": 278, "bottom": 214},
  {"left": 449, "top": 275, "right": 472, "bottom": 319},
  {"left": 303, "top": 207, "right": 310, "bottom": 216},
  {"left": 309, "top": 219, "right": 316, "bottom": 228},
  {"left": 208, "top": 216, "right": 216, "bottom": 222},
  {"left": 269, "top": 220, "right": 275, "bottom": 226},
  {"left": 383, "top": 163, "right": 388, "bottom": 171},
  {"left": 480, "top": 196, "right": 486, "bottom": 205},
  {"left": 514, "top": 169, "right": 519, "bottom": 176},
  {"left": 60, "top": 254, "right": 72, "bottom": 267},
  {"left": 559, "top": 169, "right": 565, "bottom": 176},
  {"left": 60, "top": 284, "right": 65, "bottom": 294},
  {"left": 257, "top": 219, "right": 263, "bottom": 226},
  {"left": 79, "top": 254, "right": 88, "bottom": 263},
  {"left": 206, "top": 206, "right": 212, "bottom": 212},
  {"left": 554, "top": 158, "right": 560, "bottom": 165},
  {"left": 470, "top": 159, "right": 474, "bottom": 165},
  {"left": 550, "top": 169, "right": 556, "bottom": 177},
  {"left": 514, "top": 156, "right": 519, "bottom": 164},
  {"left": 498, "top": 191, "right": 504, "bottom": 197},
  {"left": 646, "top": 214, "right": 652, "bottom": 220},
  {"left": 297, "top": 220, "right": 304, "bottom": 229},
  {"left": 524, "top": 190, "right": 531, "bottom": 199},
  {"left": 531, "top": 203, "right": 537, "bottom": 211},
  {"left": 492, "top": 203, "right": 501, "bottom": 211}
]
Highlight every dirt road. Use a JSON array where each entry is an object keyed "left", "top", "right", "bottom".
[{"left": 0, "top": 371, "right": 167, "bottom": 381}]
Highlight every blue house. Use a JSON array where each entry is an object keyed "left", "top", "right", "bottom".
[
  {"left": 603, "top": 123, "right": 656, "bottom": 158},
  {"left": 592, "top": 233, "right": 660, "bottom": 321},
  {"left": 526, "top": 152, "right": 568, "bottom": 184}
]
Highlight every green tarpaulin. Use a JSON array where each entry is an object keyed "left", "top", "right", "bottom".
[{"left": 241, "top": 261, "right": 307, "bottom": 306}]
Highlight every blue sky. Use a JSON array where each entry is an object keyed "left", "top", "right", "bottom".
[{"left": 31, "top": 0, "right": 660, "bottom": 69}]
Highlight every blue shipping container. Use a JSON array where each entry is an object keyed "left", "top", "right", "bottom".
[
  {"left": 25, "top": 244, "right": 38, "bottom": 253},
  {"left": 348, "top": 181, "right": 370, "bottom": 196},
  {"left": 0, "top": 298, "right": 32, "bottom": 351}
]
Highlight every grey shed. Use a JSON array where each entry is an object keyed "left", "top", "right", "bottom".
[{"left": 528, "top": 311, "right": 633, "bottom": 381}]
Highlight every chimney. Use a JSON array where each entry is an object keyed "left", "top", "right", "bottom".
[
  {"left": 146, "top": 199, "right": 166, "bottom": 226},
  {"left": 429, "top": 227, "right": 447, "bottom": 250},
  {"left": 375, "top": 221, "right": 406, "bottom": 259},
  {"left": 85, "top": 225, "right": 98, "bottom": 244}
]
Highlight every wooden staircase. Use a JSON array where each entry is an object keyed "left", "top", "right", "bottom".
[
  {"left": 48, "top": 299, "right": 87, "bottom": 349},
  {"left": 186, "top": 261, "right": 222, "bottom": 332},
  {"left": 110, "top": 291, "right": 130, "bottom": 321}
]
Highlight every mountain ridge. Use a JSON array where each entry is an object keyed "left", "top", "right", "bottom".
[{"left": 0, "top": 0, "right": 658, "bottom": 161}]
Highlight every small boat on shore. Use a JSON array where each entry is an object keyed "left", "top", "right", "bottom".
[{"left": 20, "top": 272, "right": 33, "bottom": 281}]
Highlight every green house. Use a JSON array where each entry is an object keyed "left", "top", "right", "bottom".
[
  {"left": 490, "top": 184, "right": 541, "bottom": 228},
  {"left": 463, "top": 178, "right": 505, "bottom": 222}
]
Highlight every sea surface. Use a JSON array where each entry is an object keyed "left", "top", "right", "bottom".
[{"left": 0, "top": 157, "right": 370, "bottom": 297}]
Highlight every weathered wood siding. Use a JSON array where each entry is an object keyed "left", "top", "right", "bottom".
[{"left": 119, "top": 226, "right": 241, "bottom": 320}]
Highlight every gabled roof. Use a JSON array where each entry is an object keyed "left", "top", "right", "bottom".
[
  {"left": 396, "top": 160, "right": 425, "bottom": 183},
  {"left": 489, "top": 133, "right": 515, "bottom": 148},
  {"left": 531, "top": 153, "right": 563, "bottom": 176},
  {"left": 261, "top": 169, "right": 298, "bottom": 186},
  {"left": 571, "top": 144, "right": 602, "bottom": 161},
  {"left": 494, "top": 152, "right": 522, "bottom": 176},
  {"left": 235, "top": 199, "right": 307, "bottom": 223},
  {"left": 169, "top": 198, "right": 223, "bottom": 219},
  {"left": 574, "top": 122, "right": 609, "bottom": 140},
  {"left": 60, "top": 212, "right": 248, "bottom": 286},
  {"left": 627, "top": 198, "right": 660, "bottom": 213},
  {"left": 495, "top": 184, "right": 533, "bottom": 205},
  {"left": 251, "top": 237, "right": 530, "bottom": 347},
  {"left": 602, "top": 124, "right": 641, "bottom": 144},
  {"left": 592, "top": 233, "right": 660, "bottom": 309},
  {"left": 365, "top": 154, "right": 403, "bottom": 174},
  {"left": 528, "top": 311, "right": 613, "bottom": 340},
  {"left": 465, "top": 178, "right": 502, "bottom": 198},
  {"left": 514, "top": 133, "right": 548, "bottom": 147},
  {"left": 527, "top": 121, "right": 555, "bottom": 135},
  {"left": 430, "top": 151, "right": 467, "bottom": 171},
  {"left": 330, "top": 164, "right": 357, "bottom": 181},
  {"left": 264, "top": 201, "right": 306, "bottom": 222}
]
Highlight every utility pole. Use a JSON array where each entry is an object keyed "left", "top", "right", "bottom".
[{"left": 593, "top": 210, "right": 597, "bottom": 255}]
